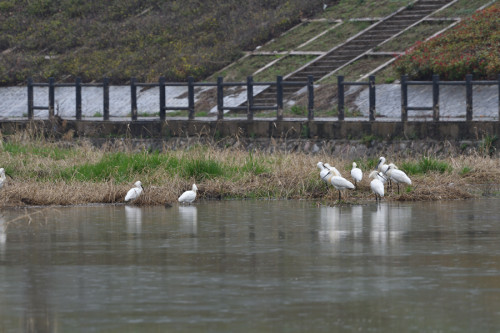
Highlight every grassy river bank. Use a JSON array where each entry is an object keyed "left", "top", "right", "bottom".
[{"left": 1, "top": 131, "right": 499, "bottom": 208}]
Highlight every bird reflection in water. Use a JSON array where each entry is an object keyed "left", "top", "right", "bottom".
[
  {"left": 125, "top": 205, "right": 142, "bottom": 234},
  {"left": 371, "top": 203, "right": 411, "bottom": 253},
  {"left": 319, "top": 206, "right": 350, "bottom": 242},
  {"left": 178, "top": 206, "right": 198, "bottom": 236},
  {"left": 0, "top": 214, "right": 6, "bottom": 259}
]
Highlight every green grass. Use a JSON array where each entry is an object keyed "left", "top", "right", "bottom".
[
  {"left": 261, "top": 21, "right": 336, "bottom": 52},
  {"left": 400, "top": 157, "right": 452, "bottom": 175},
  {"left": 299, "top": 21, "right": 371, "bottom": 52},
  {"left": 67, "top": 151, "right": 171, "bottom": 183},
  {"left": 61, "top": 149, "right": 270, "bottom": 183},
  {"left": 254, "top": 55, "right": 317, "bottom": 82},
  {"left": 320, "top": 0, "right": 413, "bottom": 19},
  {"left": 2, "top": 142, "right": 73, "bottom": 161},
  {"left": 432, "top": 0, "right": 493, "bottom": 17},
  {"left": 375, "top": 21, "right": 453, "bottom": 52},
  {"left": 209, "top": 55, "right": 282, "bottom": 82},
  {"left": 320, "top": 55, "right": 393, "bottom": 83}
]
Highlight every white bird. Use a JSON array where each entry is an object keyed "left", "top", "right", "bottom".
[
  {"left": 178, "top": 184, "right": 198, "bottom": 204},
  {"left": 376, "top": 157, "right": 390, "bottom": 173},
  {"left": 350, "top": 162, "right": 363, "bottom": 188},
  {"left": 317, "top": 162, "right": 332, "bottom": 185},
  {"left": 377, "top": 157, "right": 399, "bottom": 187},
  {"left": 125, "top": 181, "right": 143, "bottom": 202},
  {"left": 369, "top": 171, "right": 385, "bottom": 202},
  {"left": 330, "top": 175, "right": 355, "bottom": 202},
  {"left": 324, "top": 163, "right": 341, "bottom": 177},
  {"left": 0, "top": 168, "right": 6, "bottom": 189},
  {"left": 386, "top": 166, "right": 411, "bottom": 194}
]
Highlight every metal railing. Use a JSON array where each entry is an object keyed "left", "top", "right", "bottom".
[{"left": 26, "top": 74, "right": 500, "bottom": 122}]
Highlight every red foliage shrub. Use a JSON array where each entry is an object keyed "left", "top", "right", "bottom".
[{"left": 394, "top": 4, "right": 499, "bottom": 80}]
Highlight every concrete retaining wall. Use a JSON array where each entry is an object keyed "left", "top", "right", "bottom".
[
  {"left": 0, "top": 119, "right": 499, "bottom": 141},
  {"left": 1, "top": 119, "right": 498, "bottom": 157}
]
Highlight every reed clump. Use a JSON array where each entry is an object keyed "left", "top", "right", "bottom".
[{"left": 1, "top": 134, "right": 499, "bottom": 207}]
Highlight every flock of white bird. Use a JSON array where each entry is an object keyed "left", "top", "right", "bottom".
[
  {"left": 317, "top": 156, "right": 412, "bottom": 202},
  {"left": 124, "top": 180, "right": 198, "bottom": 205},
  {"left": 0, "top": 155, "right": 410, "bottom": 206}
]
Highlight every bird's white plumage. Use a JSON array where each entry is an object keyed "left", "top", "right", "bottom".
[
  {"left": 369, "top": 171, "right": 385, "bottom": 199},
  {"left": 377, "top": 157, "right": 399, "bottom": 174},
  {"left": 386, "top": 167, "right": 411, "bottom": 185},
  {"left": 178, "top": 184, "right": 198, "bottom": 204},
  {"left": 0, "top": 168, "right": 6, "bottom": 189},
  {"left": 351, "top": 162, "right": 362, "bottom": 182},
  {"left": 331, "top": 176, "right": 355, "bottom": 190},
  {"left": 324, "top": 163, "right": 341, "bottom": 177},
  {"left": 125, "top": 181, "right": 143, "bottom": 202}
]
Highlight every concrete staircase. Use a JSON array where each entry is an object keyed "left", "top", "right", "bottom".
[{"left": 244, "top": 0, "right": 453, "bottom": 108}]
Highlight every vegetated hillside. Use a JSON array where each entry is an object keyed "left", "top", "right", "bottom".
[
  {"left": 394, "top": 4, "right": 499, "bottom": 80},
  {"left": 0, "top": 0, "right": 323, "bottom": 86}
]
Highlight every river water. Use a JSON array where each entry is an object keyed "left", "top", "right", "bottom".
[{"left": 1, "top": 199, "right": 500, "bottom": 332}]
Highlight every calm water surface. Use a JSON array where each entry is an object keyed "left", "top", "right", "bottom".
[{"left": 1, "top": 199, "right": 500, "bottom": 332}]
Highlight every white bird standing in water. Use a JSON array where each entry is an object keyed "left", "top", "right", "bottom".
[
  {"left": 350, "top": 162, "right": 363, "bottom": 188},
  {"left": 369, "top": 171, "right": 385, "bottom": 202},
  {"left": 178, "top": 184, "right": 198, "bottom": 204},
  {"left": 330, "top": 174, "right": 355, "bottom": 202},
  {"left": 125, "top": 181, "right": 143, "bottom": 202},
  {"left": 0, "top": 168, "right": 6, "bottom": 189},
  {"left": 386, "top": 166, "right": 411, "bottom": 194}
]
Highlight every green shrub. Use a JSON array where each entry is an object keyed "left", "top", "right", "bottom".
[{"left": 401, "top": 157, "right": 452, "bottom": 175}]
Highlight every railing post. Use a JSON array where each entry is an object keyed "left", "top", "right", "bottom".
[
  {"left": 276, "top": 76, "right": 283, "bottom": 121},
  {"left": 247, "top": 76, "right": 254, "bottom": 121},
  {"left": 401, "top": 75, "right": 408, "bottom": 122},
  {"left": 75, "top": 77, "right": 82, "bottom": 120},
  {"left": 307, "top": 75, "right": 314, "bottom": 121},
  {"left": 103, "top": 77, "right": 109, "bottom": 120},
  {"left": 369, "top": 75, "right": 376, "bottom": 121},
  {"left": 432, "top": 74, "right": 440, "bottom": 121},
  {"left": 131, "top": 77, "right": 137, "bottom": 121},
  {"left": 27, "top": 77, "right": 34, "bottom": 120},
  {"left": 159, "top": 76, "right": 166, "bottom": 121},
  {"left": 48, "top": 77, "right": 55, "bottom": 119},
  {"left": 217, "top": 76, "right": 224, "bottom": 120},
  {"left": 337, "top": 75, "right": 344, "bottom": 121},
  {"left": 498, "top": 74, "right": 500, "bottom": 122},
  {"left": 466, "top": 74, "right": 473, "bottom": 122},
  {"left": 188, "top": 76, "right": 195, "bottom": 120}
]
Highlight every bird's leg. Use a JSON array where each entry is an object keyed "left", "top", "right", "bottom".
[
  {"left": 338, "top": 190, "right": 341, "bottom": 202},
  {"left": 397, "top": 184, "right": 400, "bottom": 195}
]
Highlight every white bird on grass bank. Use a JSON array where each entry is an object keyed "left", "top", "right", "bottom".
[
  {"left": 125, "top": 181, "right": 143, "bottom": 202},
  {"left": 324, "top": 163, "right": 341, "bottom": 177},
  {"left": 386, "top": 166, "right": 411, "bottom": 194},
  {"left": 369, "top": 171, "right": 385, "bottom": 202},
  {"left": 317, "top": 162, "right": 332, "bottom": 185},
  {"left": 178, "top": 184, "right": 198, "bottom": 204},
  {"left": 350, "top": 162, "right": 362, "bottom": 188}
]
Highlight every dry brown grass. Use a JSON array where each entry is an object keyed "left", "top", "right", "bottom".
[{"left": 1, "top": 133, "right": 499, "bottom": 207}]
